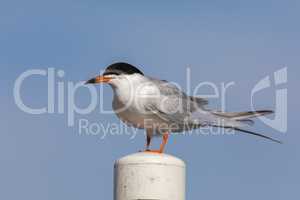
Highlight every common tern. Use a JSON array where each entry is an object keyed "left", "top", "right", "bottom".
[{"left": 86, "top": 62, "right": 281, "bottom": 153}]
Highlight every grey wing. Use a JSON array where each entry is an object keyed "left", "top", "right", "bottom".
[
  {"left": 190, "top": 96, "right": 209, "bottom": 107},
  {"left": 144, "top": 77, "right": 208, "bottom": 126},
  {"left": 152, "top": 79, "right": 208, "bottom": 109}
]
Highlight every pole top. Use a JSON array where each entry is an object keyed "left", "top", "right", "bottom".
[{"left": 115, "top": 152, "right": 185, "bottom": 168}]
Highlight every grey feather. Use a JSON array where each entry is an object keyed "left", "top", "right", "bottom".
[{"left": 212, "top": 110, "right": 273, "bottom": 120}]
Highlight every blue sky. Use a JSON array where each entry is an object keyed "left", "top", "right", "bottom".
[{"left": 1, "top": 1, "right": 299, "bottom": 199}]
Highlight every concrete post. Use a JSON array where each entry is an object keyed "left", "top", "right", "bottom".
[{"left": 114, "top": 152, "right": 186, "bottom": 200}]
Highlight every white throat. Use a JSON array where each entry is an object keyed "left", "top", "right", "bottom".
[{"left": 110, "top": 74, "right": 147, "bottom": 104}]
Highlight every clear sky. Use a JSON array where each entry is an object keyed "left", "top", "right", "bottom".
[{"left": 1, "top": 1, "right": 299, "bottom": 199}]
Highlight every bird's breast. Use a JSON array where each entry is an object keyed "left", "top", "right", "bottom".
[
  {"left": 110, "top": 77, "right": 166, "bottom": 129},
  {"left": 112, "top": 96, "right": 147, "bottom": 128}
]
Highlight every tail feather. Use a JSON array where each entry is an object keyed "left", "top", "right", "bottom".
[
  {"left": 210, "top": 110, "right": 281, "bottom": 143},
  {"left": 234, "top": 128, "right": 282, "bottom": 144},
  {"left": 210, "top": 125, "right": 282, "bottom": 143},
  {"left": 237, "top": 119, "right": 254, "bottom": 126}
]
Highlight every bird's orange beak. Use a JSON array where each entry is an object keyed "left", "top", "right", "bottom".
[{"left": 85, "top": 75, "right": 111, "bottom": 84}]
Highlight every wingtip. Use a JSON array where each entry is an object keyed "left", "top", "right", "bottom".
[
  {"left": 275, "top": 139, "right": 283, "bottom": 144},
  {"left": 256, "top": 110, "right": 274, "bottom": 114}
]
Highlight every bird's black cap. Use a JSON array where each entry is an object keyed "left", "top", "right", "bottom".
[{"left": 103, "top": 62, "right": 144, "bottom": 76}]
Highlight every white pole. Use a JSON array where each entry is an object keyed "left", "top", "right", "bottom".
[{"left": 114, "top": 152, "right": 186, "bottom": 200}]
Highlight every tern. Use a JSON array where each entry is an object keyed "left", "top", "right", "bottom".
[{"left": 86, "top": 62, "right": 281, "bottom": 153}]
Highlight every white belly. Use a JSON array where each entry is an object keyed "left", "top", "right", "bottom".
[{"left": 112, "top": 96, "right": 164, "bottom": 129}]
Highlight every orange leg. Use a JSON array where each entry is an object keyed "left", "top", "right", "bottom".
[{"left": 144, "top": 133, "right": 169, "bottom": 154}]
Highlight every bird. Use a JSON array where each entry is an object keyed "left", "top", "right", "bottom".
[{"left": 86, "top": 62, "right": 281, "bottom": 153}]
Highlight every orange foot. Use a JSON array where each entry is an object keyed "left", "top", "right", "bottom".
[{"left": 143, "top": 149, "right": 163, "bottom": 154}]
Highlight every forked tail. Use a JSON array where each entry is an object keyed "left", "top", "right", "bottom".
[{"left": 211, "top": 110, "right": 282, "bottom": 143}]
